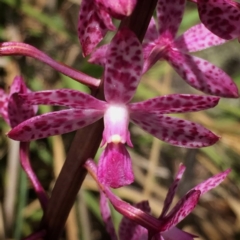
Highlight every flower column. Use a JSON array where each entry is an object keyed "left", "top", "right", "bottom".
[{"left": 41, "top": 0, "right": 158, "bottom": 239}]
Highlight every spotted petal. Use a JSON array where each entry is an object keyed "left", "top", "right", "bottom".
[
  {"left": 78, "top": 0, "right": 113, "bottom": 57},
  {"left": 157, "top": 0, "right": 186, "bottom": 40},
  {"left": 144, "top": 17, "right": 158, "bottom": 44},
  {"left": 197, "top": 0, "right": 240, "bottom": 40},
  {"left": 20, "top": 89, "right": 107, "bottom": 110},
  {"left": 193, "top": 168, "right": 230, "bottom": 195},
  {"left": 119, "top": 201, "right": 150, "bottom": 240},
  {"left": 0, "top": 89, "right": 9, "bottom": 124},
  {"left": 129, "top": 94, "right": 219, "bottom": 114},
  {"left": 166, "top": 50, "right": 239, "bottom": 98},
  {"left": 95, "top": 0, "right": 137, "bottom": 19},
  {"left": 98, "top": 142, "right": 134, "bottom": 188},
  {"left": 88, "top": 44, "right": 109, "bottom": 66},
  {"left": 130, "top": 112, "right": 219, "bottom": 148},
  {"left": 159, "top": 164, "right": 186, "bottom": 219},
  {"left": 174, "top": 23, "right": 227, "bottom": 52},
  {"left": 8, "top": 109, "right": 104, "bottom": 141},
  {"left": 100, "top": 192, "right": 118, "bottom": 240},
  {"left": 104, "top": 28, "right": 143, "bottom": 104},
  {"left": 160, "top": 190, "right": 200, "bottom": 232},
  {"left": 162, "top": 227, "right": 197, "bottom": 240}
]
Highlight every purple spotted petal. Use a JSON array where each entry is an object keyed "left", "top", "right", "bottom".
[
  {"left": 8, "top": 76, "right": 35, "bottom": 127},
  {"left": 97, "top": 8, "right": 116, "bottom": 31},
  {"left": 119, "top": 201, "right": 150, "bottom": 240},
  {"left": 100, "top": 192, "right": 118, "bottom": 240},
  {"left": 174, "top": 23, "right": 227, "bottom": 52},
  {"left": 144, "top": 17, "right": 158, "bottom": 44},
  {"left": 157, "top": 0, "right": 186, "bottom": 39},
  {"left": 166, "top": 50, "right": 239, "bottom": 98},
  {"left": 97, "top": 142, "right": 134, "bottom": 188},
  {"left": 104, "top": 28, "right": 143, "bottom": 104},
  {"left": 88, "top": 44, "right": 109, "bottom": 66},
  {"left": 159, "top": 164, "right": 186, "bottom": 219},
  {"left": 197, "top": 0, "right": 240, "bottom": 40},
  {"left": 95, "top": 0, "right": 137, "bottom": 19},
  {"left": 129, "top": 94, "right": 219, "bottom": 114},
  {"left": 8, "top": 109, "right": 104, "bottom": 141},
  {"left": 160, "top": 190, "right": 200, "bottom": 232},
  {"left": 78, "top": 0, "right": 109, "bottom": 57},
  {"left": 162, "top": 227, "right": 197, "bottom": 240},
  {"left": 0, "top": 89, "right": 9, "bottom": 124},
  {"left": 193, "top": 168, "right": 230, "bottom": 195},
  {"left": 20, "top": 89, "right": 107, "bottom": 110},
  {"left": 130, "top": 112, "right": 219, "bottom": 148}
]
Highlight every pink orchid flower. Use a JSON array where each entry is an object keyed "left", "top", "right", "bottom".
[
  {"left": 0, "top": 76, "right": 48, "bottom": 209},
  {"left": 192, "top": 0, "right": 240, "bottom": 40},
  {"left": 89, "top": 0, "right": 239, "bottom": 98},
  {"left": 8, "top": 29, "right": 219, "bottom": 188},
  {"left": 78, "top": 0, "right": 137, "bottom": 56},
  {"left": 86, "top": 159, "right": 230, "bottom": 240}
]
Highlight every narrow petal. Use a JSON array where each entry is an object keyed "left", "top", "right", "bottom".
[
  {"left": 0, "top": 89, "right": 9, "bottom": 124},
  {"left": 97, "top": 8, "right": 116, "bottom": 31},
  {"left": 197, "top": 0, "right": 240, "bottom": 39},
  {"left": 119, "top": 201, "right": 150, "bottom": 240},
  {"left": 160, "top": 190, "right": 200, "bottom": 232},
  {"left": 144, "top": 17, "right": 159, "bottom": 44},
  {"left": 20, "top": 89, "right": 107, "bottom": 110},
  {"left": 78, "top": 0, "right": 108, "bottom": 57},
  {"left": 95, "top": 0, "right": 137, "bottom": 19},
  {"left": 193, "top": 168, "right": 230, "bottom": 195},
  {"left": 162, "top": 227, "right": 197, "bottom": 240},
  {"left": 100, "top": 192, "right": 118, "bottom": 240},
  {"left": 8, "top": 109, "right": 104, "bottom": 141},
  {"left": 130, "top": 112, "right": 219, "bottom": 148},
  {"left": 104, "top": 28, "right": 143, "bottom": 104},
  {"left": 157, "top": 0, "right": 185, "bottom": 39},
  {"left": 8, "top": 76, "right": 35, "bottom": 127},
  {"left": 98, "top": 142, "right": 134, "bottom": 188},
  {"left": 129, "top": 94, "right": 219, "bottom": 114},
  {"left": 166, "top": 50, "right": 239, "bottom": 98},
  {"left": 88, "top": 44, "right": 109, "bottom": 66},
  {"left": 174, "top": 23, "right": 227, "bottom": 52},
  {"left": 159, "top": 164, "right": 186, "bottom": 219}
]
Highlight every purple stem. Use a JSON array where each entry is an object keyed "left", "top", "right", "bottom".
[
  {"left": 20, "top": 142, "right": 48, "bottom": 210},
  {"left": 0, "top": 42, "right": 100, "bottom": 88}
]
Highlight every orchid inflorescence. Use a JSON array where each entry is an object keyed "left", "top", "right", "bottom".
[{"left": 0, "top": 0, "right": 239, "bottom": 239}]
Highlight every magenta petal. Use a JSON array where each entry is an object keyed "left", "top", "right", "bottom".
[
  {"left": 100, "top": 192, "right": 118, "bottom": 240},
  {"left": 78, "top": 0, "right": 108, "bottom": 57},
  {"left": 144, "top": 17, "right": 158, "bottom": 44},
  {"left": 166, "top": 50, "right": 239, "bottom": 98},
  {"left": 97, "top": 143, "right": 134, "bottom": 188},
  {"left": 104, "top": 28, "right": 143, "bottom": 104},
  {"left": 20, "top": 89, "right": 107, "bottom": 110},
  {"left": 119, "top": 201, "right": 150, "bottom": 240},
  {"left": 157, "top": 0, "right": 185, "bottom": 39},
  {"left": 193, "top": 168, "right": 230, "bottom": 195},
  {"left": 130, "top": 112, "right": 219, "bottom": 148},
  {"left": 129, "top": 94, "right": 219, "bottom": 114},
  {"left": 160, "top": 190, "right": 200, "bottom": 232},
  {"left": 8, "top": 108, "right": 104, "bottom": 141},
  {"left": 95, "top": 0, "right": 137, "bottom": 19},
  {"left": 88, "top": 44, "right": 109, "bottom": 66},
  {"left": 197, "top": 0, "right": 240, "bottom": 40},
  {"left": 159, "top": 164, "right": 186, "bottom": 219},
  {"left": 0, "top": 89, "right": 9, "bottom": 124},
  {"left": 174, "top": 23, "right": 227, "bottom": 52},
  {"left": 162, "top": 227, "right": 197, "bottom": 240}
]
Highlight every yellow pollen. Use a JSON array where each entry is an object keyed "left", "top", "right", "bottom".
[{"left": 111, "top": 134, "right": 122, "bottom": 143}]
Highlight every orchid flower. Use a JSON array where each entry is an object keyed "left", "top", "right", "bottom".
[
  {"left": 0, "top": 76, "right": 48, "bottom": 209},
  {"left": 85, "top": 159, "right": 230, "bottom": 240},
  {"left": 89, "top": 0, "right": 239, "bottom": 98},
  {"left": 78, "top": 0, "right": 137, "bottom": 56},
  {"left": 192, "top": 0, "right": 240, "bottom": 40},
  {"left": 8, "top": 29, "right": 220, "bottom": 188}
]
